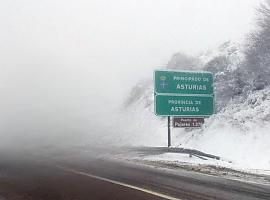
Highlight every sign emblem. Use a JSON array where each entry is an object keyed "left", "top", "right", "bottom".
[
  {"left": 160, "top": 76, "right": 167, "bottom": 81},
  {"left": 159, "top": 76, "right": 168, "bottom": 89}
]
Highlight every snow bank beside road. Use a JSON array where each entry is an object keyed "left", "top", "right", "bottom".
[
  {"left": 120, "top": 85, "right": 270, "bottom": 171},
  {"left": 178, "top": 87, "right": 270, "bottom": 171},
  {"left": 120, "top": 81, "right": 270, "bottom": 172},
  {"left": 116, "top": 41, "right": 270, "bottom": 172}
]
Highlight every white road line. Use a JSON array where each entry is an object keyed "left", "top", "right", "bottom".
[{"left": 56, "top": 166, "right": 182, "bottom": 200}]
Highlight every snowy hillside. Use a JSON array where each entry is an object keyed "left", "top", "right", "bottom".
[
  {"left": 124, "top": 41, "right": 245, "bottom": 112},
  {"left": 176, "top": 86, "right": 270, "bottom": 170},
  {"left": 121, "top": 41, "right": 270, "bottom": 171},
  {"left": 120, "top": 1, "right": 270, "bottom": 171}
]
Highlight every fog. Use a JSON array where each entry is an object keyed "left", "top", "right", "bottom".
[{"left": 0, "top": 0, "right": 260, "bottom": 149}]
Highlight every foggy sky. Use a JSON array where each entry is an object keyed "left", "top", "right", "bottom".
[{"left": 0, "top": 0, "right": 260, "bottom": 146}]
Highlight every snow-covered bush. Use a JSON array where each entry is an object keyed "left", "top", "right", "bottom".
[{"left": 244, "top": 0, "right": 270, "bottom": 90}]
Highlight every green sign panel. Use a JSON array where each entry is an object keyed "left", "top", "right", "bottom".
[
  {"left": 155, "top": 70, "right": 213, "bottom": 95},
  {"left": 155, "top": 95, "right": 214, "bottom": 116}
]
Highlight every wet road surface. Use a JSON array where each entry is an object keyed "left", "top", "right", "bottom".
[{"left": 0, "top": 148, "right": 270, "bottom": 200}]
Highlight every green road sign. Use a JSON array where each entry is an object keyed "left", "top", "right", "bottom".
[
  {"left": 155, "top": 70, "right": 213, "bottom": 95},
  {"left": 155, "top": 95, "right": 214, "bottom": 116}
]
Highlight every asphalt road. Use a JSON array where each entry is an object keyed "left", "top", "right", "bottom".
[{"left": 0, "top": 148, "right": 270, "bottom": 200}]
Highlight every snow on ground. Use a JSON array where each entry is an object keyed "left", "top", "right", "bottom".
[
  {"left": 133, "top": 151, "right": 270, "bottom": 186},
  {"left": 143, "top": 152, "right": 270, "bottom": 176},
  {"left": 99, "top": 41, "right": 270, "bottom": 175},
  {"left": 116, "top": 84, "right": 270, "bottom": 174},
  {"left": 174, "top": 87, "right": 270, "bottom": 171},
  {"left": 144, "top": 152, "right": 228, "bottom": 167}
]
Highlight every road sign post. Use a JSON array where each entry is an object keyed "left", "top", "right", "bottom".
[
  {"left": 154, "top": 69, "right": 214, "bottom": 147},
  {"left": 168, "top": 116, "right": 171, "bottom": 147}
]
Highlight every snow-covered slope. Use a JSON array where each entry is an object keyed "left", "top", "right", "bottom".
[
  {"left": 176, "top": 87, "right": 270, "bottom": 170},
  {"left": 121, "top": 41, "right": 270, "bottom": 171}
]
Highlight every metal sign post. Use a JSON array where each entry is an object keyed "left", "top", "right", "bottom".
[
  {"left": 168, "top": 116, "right": 171, "bottom": 147},
  {"left": 154, "top": 69, "right": 214, "bottom": 147}
]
